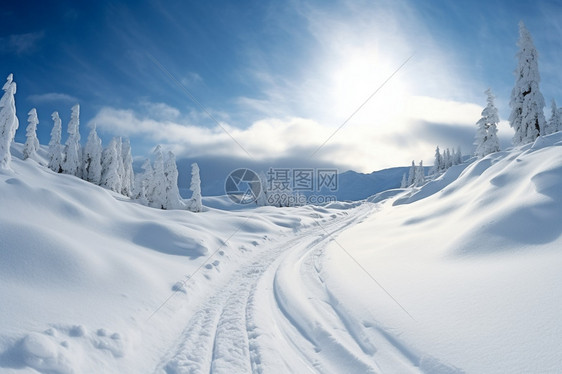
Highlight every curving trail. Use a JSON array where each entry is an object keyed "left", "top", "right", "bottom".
[{"left": 153, "top": 203, "right": 427, "bottom": 373}]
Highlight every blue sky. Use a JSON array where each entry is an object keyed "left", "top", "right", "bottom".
[{"left": 2, "top": 0, "right": 562, "bottom": 175}]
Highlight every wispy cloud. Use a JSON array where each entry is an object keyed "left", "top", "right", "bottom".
[
  {"left": 28, "top": 92, "right": 78, "bottom": 104},
  {"left": 90, "top": 94, "right": 483, "bottom": 172},
  {"left": 0, "top": 31, "right": 45, "bottom": 55}
]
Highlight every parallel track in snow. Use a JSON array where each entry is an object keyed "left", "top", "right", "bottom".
[{"left": 153, "top": 203, "right": 425, "bottom": 373}]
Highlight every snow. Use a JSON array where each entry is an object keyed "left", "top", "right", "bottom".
[{"left": 1, "top": 132, "right": 562, "bottom": 373}]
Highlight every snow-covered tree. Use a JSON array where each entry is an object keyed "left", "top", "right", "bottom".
[
  {"left": 121, "top": 138, "right": 134, "bottom": 197},
  {"left": 475, "top": 89, "right": 501, "bottom": 158},
  {"left": 188, "top": 162, "right": 202, "bottom": 212},
  {"left": 407, "top": 160, "right": 416, "bottom": 186},
  {"left": 414, "top": 160, "right": 425, "bottom": 186},
  {"left": 100, "top": 137, "right": 122, "bottom": 192},
  {"left": 48, "top": 111, "right": 63, "bottom": 173},
  {"left": 148, "top": 145, "right": 168, "bottom": 209},
  {"left": 454, "top": 146, "right": 463, "bottom": 165},
  {"left": 546, "top": 99, "right": 560, "bottom": 135},
  {"left": 163, "top": 151, "right": 184, "bottom": 210},
  {"left": 133, "top": 158, "right": 152, "bottom": 205},
  {"left": 23, "top": 108, "right": 40, "bottom": 161},
  {"left": 83, "top": 125, "right": 103, "bottom": 184},
  {"left": 400, "top": 172, "right": 408, "bottom": 188},
  {"left": 509, "top": 21, "right": 546, "bottom": 145},
  {"left": 0, "top": 74, "right": 19, "bottom": 170},
  {"left": 62, "top": 104, "right": 82, "bottom": 177},
  {"left": 431, "top": 146, "right": 442, "bottom": 175}
]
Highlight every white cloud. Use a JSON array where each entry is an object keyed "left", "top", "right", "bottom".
[
  {"left": 90, "top": 93, "right": 488, "bottom": 172},
  {"left": 28, "top": 92, "right": 78, "bottom": 104}
]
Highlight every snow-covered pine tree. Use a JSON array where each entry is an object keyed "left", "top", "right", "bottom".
[
  {"left": 454, "top": 146, "right": 463, "bottom": 165},
  {"left": 134, "top": 158, "right": 153, "bottom": 205},
  {"left": 188, "top": 162, "right": 202, "bottom": 212},
  {"left": 431, "top": 146, "right": 442, "bottom": 175},
  {"left": 100, "top": 137, "right": 122, "bottom": 193},
  {"left": 445, "top": 148, "right": 453, "bottom": 168},
  {"left": 407, "top": 160, "right": 416, "bottom": 186},
  {"left": 149, "top": 145, "right": 168, "bottom": 209},
  {"left": 475, "top": 89, "right": 501, "bottom": 158},
  {"left": 62, "top": 104, "right": 82, "bottom": 177},
  {"left": 414, "top": 160, "right": 425, "bottom": 186},
  {"left": 0, "top": 74, "right": 19, "bottom": 170},
  {"left": 121, "top": 138, "right": 134, "bottom": 197},
  {"left": 163, "top": 151, "right": 184, "bottom": 210},
  {"left": 509, "top": 21, "right": 546, "bottom": 145},
  {"left": 546, "top": 99, "right": 560, "bottom": 135},
  {"left": 23, "top": 108, "right": 40, "bottom": 161},
  {"left": 83, "top": 125, "right": 103, "bottom": 184},
  {"left": 400, "top": 172, "right": 408, "bottom": 188},
  {"left": 48, "top": 111, "right": 63, "bottom": 173}
]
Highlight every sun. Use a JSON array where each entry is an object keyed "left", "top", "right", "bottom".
[{"left": 327, "top": 47, "right": 411, "bottom": 127}]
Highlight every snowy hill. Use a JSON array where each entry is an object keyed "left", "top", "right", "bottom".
[{"left": 1, "top": 133, "right": 562, "bottom": 373}]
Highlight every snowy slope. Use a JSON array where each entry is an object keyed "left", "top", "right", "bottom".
[
  {"left": 320, "top": 132, "right": 562, "bottom": 373},
  {"left": 0, "top": 144, "right": 359, "bottom": 373},
  {"left": 1, "top": 132, "right": 562, "bottom": 374}
]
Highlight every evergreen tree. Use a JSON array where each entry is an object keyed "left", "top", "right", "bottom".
[
  {"left": 62, "top": 104, "right": 82, "bottom": 177},
  {"left": 121, "top": 138, "right": 134, "bottom": 197},
  {"left": 188, "top": 162, "right": 202, "bottom": 212},
  {"left": 83, "top": 125, "right": 103, "bottom": 184},
  {"left": 23, "top": 108, "right": 40, "bottom": 161},
  {"left": 149, "top": 145, "right": 168, "bottom": 209},
  {"left": 0, "top": 74, "right": 18, "bottom": 170},
  {"left": 407, "top": 160, "right": 416, "bottom": 186},
  {"left": 509, "top": 21, "right": 546, "bottom": 145},
  {"left": 414, "top": 160, "right": 425, "bottom": 186},
  {"left": 48, "top": 112, "right": 63, "bottom": 173},
  {"left": 475, "top": 89, "right": 501, "bottom": 158},
  {"left": 134, "top": 158, "right": 152, "bottom": 205},
  {"left": 431, "top": 146, "right": 442, "bottom": 175},
  {"left": 454, "top": 146, "right": 463, "bottom": 165},
  {"left": 163, "top": 151, "right": 184, "bottom": 209},
  {"left": 546, "top": 99, "right": 560, "bottom": 135},
  {"left": 100, "top": 137, "right": 122, "bottom": 193}
]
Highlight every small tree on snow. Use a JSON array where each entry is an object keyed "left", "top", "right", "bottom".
[
  {"left": 48, "top": 112, "right": 63, "bottom": 173},
  {"left": 23, "top": 108, "right": 40, "bottom": 161},
  {"left": 83, "top": 125, "right": 103, "bottom": 184},
  {"left": 148, "top": 145, "right": 168, "bottom": 209},
  {"left": 407, "top": 160, "right": 416, "bottom": 186},
  {"left": 133, "top": 158, "right": 152, "bottom": 205},
  {"left": 431, "top": 146, "right": 442, "bottom": 175},
  {"left": 0, "top": 74, "right": 19, "bottom": 170},
  {"left": 100, "top": 137, "right": 122, "bottom": 193},
  {"left": 62, "top": 104, "right": 82, "bottom": 177},
  {"left": 509, "top": 21, "right": 546, "bottom": 145},
  {"left": 188, "top": 162, "right": 202, "bottom": 212},
  {"left": 414, "top": 160, "right": 425, "bottom": 186},
  {"left": 454, "top": 146, "right": 463, "bottom": 165},
  {"left": 163, "top": 151, "right": 184, "bottom": 210},
  {"left": 475, "top": 89, "right": 501, "bottom": 158}
]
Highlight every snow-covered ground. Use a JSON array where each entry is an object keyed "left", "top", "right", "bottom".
[{"left": 1, "top": 133, "right": 561, "bottom": 373}]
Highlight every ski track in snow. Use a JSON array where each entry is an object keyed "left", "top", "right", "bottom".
[{"left": 153, "top": 203, "right": 452, "bottom": 374}]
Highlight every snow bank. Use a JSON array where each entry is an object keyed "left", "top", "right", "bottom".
[{"left": 321, "top": 132, "right": 562, "bottom": 373}]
